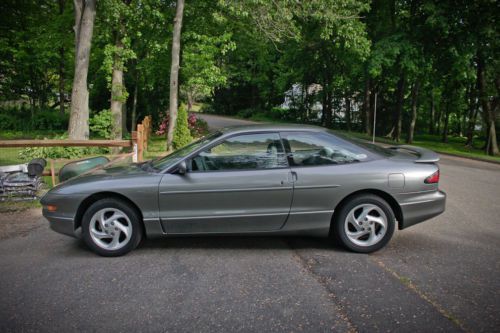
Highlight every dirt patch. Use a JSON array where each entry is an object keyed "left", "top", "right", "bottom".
[{"left": 0, "top": 206, "right": 43, "bottom": 240}]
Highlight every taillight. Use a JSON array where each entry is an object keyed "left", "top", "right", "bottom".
[{"left": 424, "top": 170, "right": 440, "bottom": 184}]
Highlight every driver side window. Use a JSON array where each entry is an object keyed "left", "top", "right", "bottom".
[{"left": 190, "top": 133, "right": 288, "bottom": 172}]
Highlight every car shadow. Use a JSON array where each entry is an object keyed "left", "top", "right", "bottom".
[
  {"left": 62, "top": 234, "right": 349, "bottom": 258},
  {"left": 138, "top": 235, "right": 345, "bottom": 252}
]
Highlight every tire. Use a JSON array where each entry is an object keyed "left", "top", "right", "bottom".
[
  {"left": 332, "top": 194, "right": 395, "bottom": 253},
  {"left": 81, "top": 198, "right": 143, "bottom": 257}
]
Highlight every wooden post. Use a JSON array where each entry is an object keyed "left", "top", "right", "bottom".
[
  {"left": 131, "top": 130, "right": 138, "bottom": 162},
  {"left": 143, "top": 117, "right": 148, "bottom": 151},
  {"left": 50, "top": 159, "right": 56, "bottom": 186},
  {"left": 144, "top": 116, "right": 151, "bottom": 151},
  {"left": 137, "top": 124, "right": 144, "bottom": 162}
]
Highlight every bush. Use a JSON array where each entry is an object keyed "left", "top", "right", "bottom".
[
  {"left": 0, "top": 106, "right": 69, "bottom": 131},
  {"left": 156, "top": 109, "right": 209, "bottom": 138},
  {"left": 236, "top": 107, "right": 263, "bottom": 119},
  {"left": 89, "top": 110, "right": 113, "bottom": 139},
  {"left": 191, "top": 117, "right": 209, "bottom": 137},
  {"left": 200, "top": 103, "right": 217, "bottom": 114},
  {"left": 32, "top": 111, "right": 69, "bottom": 131},
  {"left": 173, "top": 104, "right": 193, "bottom": 149},
  {"left": 0, "top": 113, "right": 18, "bottom": 130},
  {"left": 18, "top": 134, "right": 109, "bottom": 161},
  {"left": 269, "top": 107, "right": 290, "bottom": 120}
]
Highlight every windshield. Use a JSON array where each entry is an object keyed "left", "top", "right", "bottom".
[{"left": 150, "top": 131, "right": 222, "bottom": 171}]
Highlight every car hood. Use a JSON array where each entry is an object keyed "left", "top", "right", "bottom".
[{"left": 48, "top": 164, "right": 153, "bottom": 195}]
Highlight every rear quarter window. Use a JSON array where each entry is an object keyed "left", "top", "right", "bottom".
[{"left": 281, "top": 131, "right": 376, "bottom": 167}]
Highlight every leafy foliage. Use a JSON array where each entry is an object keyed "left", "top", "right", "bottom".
[
  {"left": 18, "top": 134, "right": 108, "bottom": 160},
  {"left": 89, "top": 110, "right": 113, "bottom": 139},
  {"left": 0, "top": 107, "right": 68, "bottom": 131},
  {"left": 172, "top": 104, "right": 193, "bottom": 149},
  {"left": 156, "top": 111, "right": 208, "bottom": 138},
  {"left": 0, "top": 0, "right": 498, "bottom": 155}
]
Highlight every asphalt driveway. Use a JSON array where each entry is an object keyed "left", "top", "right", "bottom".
[{"left": 0, "top": 115, "right": 499, "bottom": 332}]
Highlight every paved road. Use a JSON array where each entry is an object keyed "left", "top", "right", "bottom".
[
  {"left": 196, "top": 113, "right": 258, "bottom": 130},
  {"left": 1, "top": 115, "right": 499, "bottom": 332}
]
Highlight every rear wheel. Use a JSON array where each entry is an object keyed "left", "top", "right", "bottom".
[
  {"left": 81, "top": 198, "right": 143, "bottom": 257},
  {"left": 333, "top": 194, "right": 395, "bottom": 253}
]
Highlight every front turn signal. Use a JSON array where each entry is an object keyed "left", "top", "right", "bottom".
[{"left": 46, "top": 205, "right": 57, "bottom": 212}]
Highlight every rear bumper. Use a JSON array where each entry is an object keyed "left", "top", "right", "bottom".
[{"left": 399, "top": 190, "right": 446, "bottom": 229}]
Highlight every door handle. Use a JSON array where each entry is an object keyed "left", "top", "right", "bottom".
[{"left": 290, "top": 171, "right": 298, "bottom": 182}]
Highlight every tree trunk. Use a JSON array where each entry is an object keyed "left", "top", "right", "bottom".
[
  {"left": 460, "top": 103, "right": 467, "bottom": 136},
  {"left": 131, "top": 76, "right": 138, "bottom": 132},
  {"left": 429, "top": 93, "right": 435, "bottom": 134},
  {"left": 58, "top": 0, "right": 66, "bottom": 115},
  {"left": 321, "top": 85, "right": 327, "bottom": 126},
  {"left": 392, "top": 72, "right": 405, "bottom": 142},
  {"left": 442, "top": 101, "right": 450, "bottom": 143},
  {"left": 436, "top": 102, "right": 442, "bottom": 134},
  {"left": 477, "top": 51, "right": 499, "bottom": 155},
  {"left": 363, "top": 75, "right": 372, "bottom": 135},
  {"left": 325, "top": 90, "right": 333, "bottom": 128},
  {"left": 166, "top": 0, "right": 185, "bottom": 151},
  {"left": 122, "top": 103, "right": 128, "bottom": 135},
  {"left": 187, "top": 91, "right": 194, "bottom": 112},
  {"left": 465, "top": 84, "right": 478, "bottom": 147},
  {"left": 111, "top": 32, "right": 124, "bottom": 140},
  {"left": 345, "top": 96, "right": 351, "bottom": 131},
  {"left": 68, "top": 0, "right": 96, "bottom": 140},
  {"left": 406, "top": 81, "right": 419, "bottom": 143}
]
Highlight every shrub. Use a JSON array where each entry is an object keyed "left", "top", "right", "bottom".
[
  {"left": 173, "top": 104, "right": 193, "bottom": 149},
  {"left": 156, "top": 109, "right": 209, "bottom": 138},
  {"left": 236, "top": 108, "right": 263, "bottom": 119},
  {"left": 0, "top": 113, "right": 18, "bottom": 130},
  {"left": 18, "top": 134, "right": 108, "bottom": 161},
  {"left": 191, "top": 117, "right": 209, "bottom": 137},
  {"left": 0, "top": 106, "right": 69, "bottom": 131},
  {"left": 32, "top": 111, "right": 69, "bottom": 130},
  {"left": 200, "top": 103, "right": 217, "bottom": 114},
  {"left": 89, "top": 110, "right": 113, "bottom": 139},
  {"left": 269, "top": 107, "right": 290, "bottom": 120}
]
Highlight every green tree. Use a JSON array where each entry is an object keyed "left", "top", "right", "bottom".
[
  {"left": 166, "top": 0, "right": 185, "bottom": 151},
  {"left": 68, "top": 0, "right": 97, "bottom": 140},
  {"left": 173, "top": 104, "right": 192, "bottom": 149}
]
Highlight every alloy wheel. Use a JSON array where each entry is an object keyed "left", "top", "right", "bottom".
[
  {"left": 344, "top": 203, "right": 388, "bottom": 247},
  {"left": 89, "top": 208, "right": 132, "bottom": 251}
]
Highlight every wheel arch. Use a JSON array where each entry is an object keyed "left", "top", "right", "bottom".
[
  {"left": 331, "top": 189, "right": 403, "bottom": 233},
  {"left": 75, "top": 192, "right": 145, "bottom": 233}
]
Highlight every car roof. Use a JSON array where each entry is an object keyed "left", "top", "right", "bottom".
[{"left": 219, "top": 123, "right": 328, "bottom": 134}]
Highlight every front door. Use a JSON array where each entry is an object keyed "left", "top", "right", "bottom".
[{"left": 158, "top": 132, "right": 293, "bottom": 234}]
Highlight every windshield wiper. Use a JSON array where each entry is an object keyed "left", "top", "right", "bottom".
[{"left": 138, "top": 161, "right": 157, "bottom": 172}]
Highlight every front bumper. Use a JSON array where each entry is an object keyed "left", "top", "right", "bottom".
[
  {"left": 42, "top": 209, "right": 76, "bottom": 237},
  {"left": 40, "top": 193, "right": 84, "bottom": 238},
  {"left": 398, "top": 190, "right": 446, "bottom": 229}
]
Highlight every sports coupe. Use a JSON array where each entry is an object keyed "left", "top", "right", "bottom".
[{"left": 41, "top": 125, "right": 446, "bottom": 256}]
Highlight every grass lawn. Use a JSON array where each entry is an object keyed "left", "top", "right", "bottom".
[{"left": 144, "top": 134, "right": 170, "bottom": 160}]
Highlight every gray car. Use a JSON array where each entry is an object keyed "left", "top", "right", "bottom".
[{"left": 41, "top": 125, "right": 446, "bottom": 256}]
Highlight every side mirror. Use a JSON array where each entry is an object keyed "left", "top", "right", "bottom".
[{"left": 177, "top": 160, "right": 187, "bottom": 175}]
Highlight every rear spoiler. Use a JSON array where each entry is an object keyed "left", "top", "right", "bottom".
[{"left": 388, "top": 145, "right": 440, "bottom": 163}]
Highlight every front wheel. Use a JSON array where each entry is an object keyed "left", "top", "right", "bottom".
[
  {"left": 81, "top": 198, "right": 143, "bottom": 257},
  {"left": 333, "top": 194, "right": 395, "bottom": 253}
]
